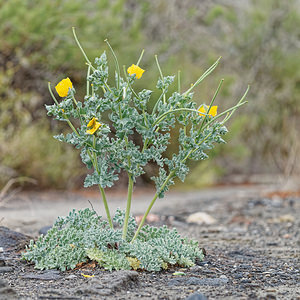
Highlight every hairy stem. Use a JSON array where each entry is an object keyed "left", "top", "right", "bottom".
[
  {"left": 122, "top": 174, "right": 134, "bottom": 240},
  {"left": 92, "top": 136, "right": 113, "bottom": 229},
  {"left": 131, "top": 171, "right": 175, "bottom": 242},
  {"left": 105, "top": 39, "right": 120, "bottom": 89},
  {"left": 155, "top": 55, "right": 166, "bottom": 104},
  {"left": 99, "top": 185, "right": 113, "bottom": 228},
  {"left": 72, "top": 27, "right": 92, "bottom": 65},
  {"left": 183, "top": 57, "right": 221, "bottom": 96}
]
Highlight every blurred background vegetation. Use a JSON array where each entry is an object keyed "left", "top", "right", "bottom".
[{"left": 0, "top": 0, "right": 299, "bottom": 189}]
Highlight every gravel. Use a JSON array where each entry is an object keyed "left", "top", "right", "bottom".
[{"left": 0, "top": 186, "right": 299, "bottom": 299}]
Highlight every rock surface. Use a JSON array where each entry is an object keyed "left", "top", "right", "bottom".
[{"left": 0, "top": 226, "right": 31, "bottom": 251}]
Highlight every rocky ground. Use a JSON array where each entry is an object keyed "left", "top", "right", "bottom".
[{"left": 0, "top": 185, "right": 299, "bottom": 299}]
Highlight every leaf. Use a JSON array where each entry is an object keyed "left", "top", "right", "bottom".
[{"left": 81, "top": 273, "right": 95, "bottom": 278}]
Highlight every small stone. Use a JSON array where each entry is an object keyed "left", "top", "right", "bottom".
[
  {"left": 22, "top": 270, "right": 62, "bottom": 280},
  {"left": 190, "top": 266, "right": 202, "bottom": 273},
  {"left": 234, "top": 273, "right": 243, "bottom": 279},
  {"left": 185, "top": 292, "right": 208, "bottom": 300},
  {"left": 265, "top": 294, "right": 276, "bottom": 299},
  {"left": 168, "top": 277, "right": 228, "bottom": 286},
  {"left": 186, "top": 212, "right": 216, "bottom": 225},
  {"left": 0, "top": 279, "right": 6, "bottom": 288},
  {"left": 0, "top": 257, "right": 5, "bottom": 266},
  {"left": 0, "top": 266, "right": 13, "bottom": 273},
  {"left": 168, "top": 278, "right": 183, "bottom": 286},
  {"left": 75, "top": 287, "right": 105, "bottom": 296},
  {"left": 95, "top": 289, "right": 113, "bottom": 296},
  {"left": 65, "top": 274, "right": 77, "bottom": 279},
  {"left": 219, "top": 275, "right": 228, "bottom": 279},
  {"left": 240, "top": 278, "right": 251, "bottom": 284},
  {"left": 39, "top": 225, "right": 52, "bottom": 235}
]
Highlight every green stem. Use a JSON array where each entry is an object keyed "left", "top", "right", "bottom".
[
  {"left": 202, "top": 89, "right": 249, "bottom": 132},
  {"left": 154, "top": 108, "right": 200, "bottom": 127},
  {"left": 151, "top": 89, "right": 167, "bottom": 116},
  {"left": 48, "top": 82, "right": 60, "bottom": 106},
  {"left": 72, "top": 27, "right": 92, "bottom": 65},
  {"left": 71, "top": 95, "right": 78, "bottom": 106},
  {"left": 178, "top": 70, "right": 181, "bottom": 93},
  {"left": 221, "top": 85, "right": 250, "bottom": 124},
  {"left": 105, "top": 39, "right": 120, "bottom": 89},
  {"left": 155, "top": 55, "right": 166, "bottom": 104},
  {"left": 87, "top": 65, "right": 91, "bottom": 96},
  {"left": 183, "top": 57, "right": 221, "bottom": 96},
  {"left": 136, "top": 49, "right": 145, "bottom": 66},
  {"left": 92, "top": 136, "right": 113, "bottom": 228},
  {"left": 99, "top": 185, "right": 113, "bottom": 228},
  {"left": 197, "top": 79, "right": 224, "bottom": 135},
  {"left": 122, "top": 65, "right": 143, "bottom": 102},
  {"left": 131, "top": 171, "right": 175, "bottom": 243},
  {"left": 122, "top": 174, "right": 134, "bottom": 240},
  {"left": 133, "top": 132, "right": 212, "bottom": 243}
]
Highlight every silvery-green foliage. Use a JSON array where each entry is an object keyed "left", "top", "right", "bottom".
[
  {"left": 121, "top": 225, "right": 204, "bottom": 271},
  {"left": 45, "top": 50, "right": 229, "bottom": 194},
  {"left": 86, "top": 248, "right": 131, "bottom": 271},
  {"left": 22, "top": 209, "right": 204, "bottom": 272}
]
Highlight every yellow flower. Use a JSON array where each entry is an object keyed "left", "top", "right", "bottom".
[
  {"left": 55, "top": 77, "right": 73, "bottom": 97},
  {"left": 86, "top": 117, "right": 102, "bottom": 135},
  {"left": 127, "top": 64, "right": 145, "bottom": 79},
  {"left": 198, "top": 105, "right": 218, "bottom": 118}
]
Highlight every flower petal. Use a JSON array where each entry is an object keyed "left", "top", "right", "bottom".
[
  {"left": 87, "top": 117, "right": 97, "bottom": 128},
  {"left": 208, "top": 106, "right": 218, "bottom": 117},
  {"left": 198, "top": 106, "right": 207, "bottom": 116},
  {"left": 127, "top": 64, "right": 145, "bottom": 79},
  {"left": 86, "top": 121, "right": 102, "bottom": 135},
  {"left": 55, "top": 77, "right": 73, "bottom": 97}
]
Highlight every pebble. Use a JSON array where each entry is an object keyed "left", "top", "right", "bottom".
[
  {"left": 22, "top": 270, "right": 62, "bottom": 280},
  {"left": 65, "top": 274, "right": 77, "bottom": 279},
  {"left": 0, "top": 266, "right": 13, "bottom": 273},
  {"left": 168, "top": 277, "right": 228, "bottom": 286},
  {"left": 0, "top": 257, "right": 5, "bottom": 267},
  {"left": 190, "top": 266, "right": 202, "bottom": 273},
  {"left": 38, "top": 225, "right": 52, "bottom": 235},
  {"left": 185, "top": 292, "right": 208, "bottom": 300},
  {"left": 186, "top": 212, "right": 216, "bottom": 225}
]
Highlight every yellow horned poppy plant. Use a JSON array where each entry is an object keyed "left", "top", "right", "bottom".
[
  {"left": 198, "top": 105, "right": 218, "bottom": 117},
  {"left": 127, "top": 64, "right": 145, "bottom": 79},
  {"left": 55, "top": 77, "right": 73, "bottom": 97},
  {"left": 86, "top": 117, "right": 101, "bottom": 135}
]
